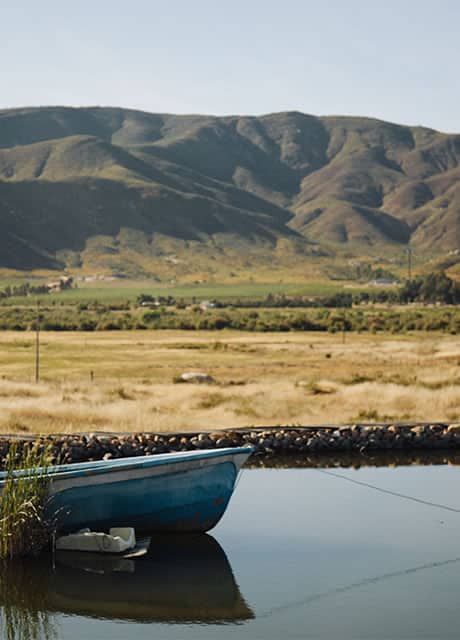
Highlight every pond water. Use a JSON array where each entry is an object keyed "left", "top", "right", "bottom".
[{"left": 3, "top": 456, "right": 460, "bottom": 640}]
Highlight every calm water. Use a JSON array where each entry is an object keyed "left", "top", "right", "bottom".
[{"left": 3, "top": 458, "right": 460, "bottom": 640}]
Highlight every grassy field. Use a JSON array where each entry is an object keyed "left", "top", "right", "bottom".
[
  {"left": 1, "top": 279, "right": 351, "bottom": 306},
  {"left": 0, "top": 330, "right": 459, "bottom": 434}
]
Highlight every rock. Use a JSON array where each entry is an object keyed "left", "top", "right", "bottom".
[
  {"left": 4, "top": 421, "right": 460, "bottom": 472},
  {"left": 216, "top": 437, "right": 232, "bottom": 448},
  {"left": 209, "top": 432, "right": 223, "bottom": 441},
  {"left": 388, "top": 425, "right": 401, "bottom": 434},
  {"left": 178, "top": 372, "right": 216, "bottom": 384},
  {"left": 69, "top": 444, "right": 85, "bottom": 460},
  {"left": 121, "top": 443, "right": 134, "bottom": 455},
  {"left": 196, "top": 438, "right": 214, "bottom": 449},
  {"left": 259, "top": 438, "right": 273, "bottom": 450},
  {"left": 411, "top": 426, "right": 426, "bottom": 435},
  {"left": 306, "top": 436, "right": 319, "bottom": 450}
]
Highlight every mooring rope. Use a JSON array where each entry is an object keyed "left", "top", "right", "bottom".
[
  {"left": 234, "top": 467, "right": 245, "bottom": 492},
  {"left": 256, "top": 466, "right": 460, "bottom": 620},
  {"left": 260, "top": 555, "right": 460, "bottom": 619},
  {"left": 316, "top": 468, "right": 460, "bottom": 514}
]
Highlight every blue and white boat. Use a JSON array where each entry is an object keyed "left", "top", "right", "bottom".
[{"left": 0, "top": 447, "right": 252, "bottom": 534}]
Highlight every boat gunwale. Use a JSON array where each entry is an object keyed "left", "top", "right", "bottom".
[{"left": 0, "top": 446, "right": 253, "bottom": 485}]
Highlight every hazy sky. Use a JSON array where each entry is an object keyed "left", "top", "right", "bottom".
[{"left": 2, "top": 0, "right": 459, "bottom": 131}]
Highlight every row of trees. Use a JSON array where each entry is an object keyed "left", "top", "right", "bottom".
[
  {"left": 398, "top": 271, "right": 460, "bottom": 304},
  {"left": 0, "top": 306, "right": 458, "bottom": 333},
  {"left": 0, "top": 278, "right": 74, "bottom": 300},
  {"left": 0, "top": 282, "right": 49, "bottom": 299},
  {"left": 354, "top": 271, "right": 460, "bottom": 305},
  {"left": 135, "top": 271, "right": 460, "bottom": 311}
]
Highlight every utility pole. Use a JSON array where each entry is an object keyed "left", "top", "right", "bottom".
[
  {"left": 406, "top": 247, "right": 412, "bottom": 281},
  {"left": 35, "top": 300, "right": 40, "bottom": 383}
]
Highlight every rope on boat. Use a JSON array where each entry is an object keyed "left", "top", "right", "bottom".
[{"left": 234, "top": 467, "right": 245, "bottom": 492}]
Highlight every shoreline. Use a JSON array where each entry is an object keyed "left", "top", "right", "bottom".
[{"left": 2, "top": 423, "right": 460, "bottom": 469}]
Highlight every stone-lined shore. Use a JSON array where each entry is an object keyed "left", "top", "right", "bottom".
[{"left": 2, "top": 423, "right": 460, "bottom": 469}]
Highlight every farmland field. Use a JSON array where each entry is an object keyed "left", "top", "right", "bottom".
[
  {"left": 0, "top": 279, "right": 351, "bottom": 306},
  {"left": 0, "top": 330, "right": 459, "bottom": 434}
]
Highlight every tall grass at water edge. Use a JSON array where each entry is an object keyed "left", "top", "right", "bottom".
[
  {"left": 0, "top": 559, "right": 57, "bottom": 640},
  {"left": 0, "top": 445, "right": 53, "bottom": 560}
]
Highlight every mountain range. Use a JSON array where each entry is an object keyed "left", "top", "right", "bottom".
[{"left": 0, "top": 106, "right": 458, "bottom": 274}]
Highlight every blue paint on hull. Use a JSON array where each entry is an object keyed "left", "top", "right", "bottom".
[{"left": 46, "top": 461, "right": 237, "bottom": 533}]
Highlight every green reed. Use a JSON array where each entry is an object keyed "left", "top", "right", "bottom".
[{"left": 0, "top": 444, "right": 53, "bottom": 560}]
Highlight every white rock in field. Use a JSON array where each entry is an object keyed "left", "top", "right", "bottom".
[{"left": 179, "top": 372, "right": 216, "bottom": 384}]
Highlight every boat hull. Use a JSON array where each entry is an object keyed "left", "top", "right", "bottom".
[{"left": 43, "top": 448, "right": 251, "bottom": 534}]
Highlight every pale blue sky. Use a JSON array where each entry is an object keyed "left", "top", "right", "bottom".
[{"left": 2, "top": 0, "right": 459, "bottom": 132}]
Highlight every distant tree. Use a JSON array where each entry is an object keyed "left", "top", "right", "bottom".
[
  {"left": 398, "top": 271, "right": 460, "bottom": 304},
  {"left": 59, "top": 277, "right": 74, "bottom": 290}
]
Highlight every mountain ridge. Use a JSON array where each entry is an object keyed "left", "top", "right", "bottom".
[{"left": 0, "top": 106, "right": 458, "bottom": 273}]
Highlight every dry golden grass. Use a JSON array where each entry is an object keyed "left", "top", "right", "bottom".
[{"left": 0, "top": 330, "right": 459, "bottom": 434}]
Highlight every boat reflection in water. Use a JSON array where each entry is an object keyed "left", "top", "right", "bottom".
[{"left": 0, "top": 534, "right": 254, "bottom": 631}]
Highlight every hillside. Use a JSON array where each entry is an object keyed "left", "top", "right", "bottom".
[{"left": 0, "top": 106, "right": 458, "bottom": 274}]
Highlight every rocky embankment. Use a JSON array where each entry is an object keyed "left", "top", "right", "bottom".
[{"left": 2, "top": 423, "right": 460, "bottom": 469}]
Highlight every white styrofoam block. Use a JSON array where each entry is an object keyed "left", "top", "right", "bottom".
[{"left": 56, "top": 527, "right": 136, "bottom": 553}]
